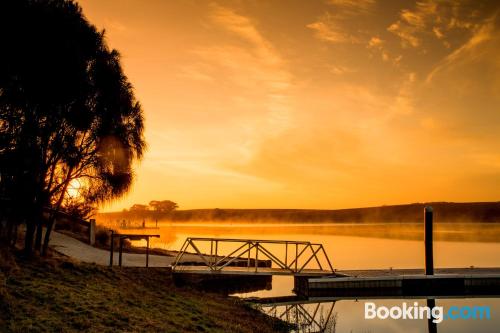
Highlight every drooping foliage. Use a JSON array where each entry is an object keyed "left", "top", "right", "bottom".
[{"left": 0, "top": 0, "right": 146, "bottom": 255}]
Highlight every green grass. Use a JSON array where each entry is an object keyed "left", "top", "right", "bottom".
[{"left": 0, "top": 255, "right": 286, "bottom": 332}]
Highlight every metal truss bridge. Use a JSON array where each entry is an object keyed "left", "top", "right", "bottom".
[{"left": 172, "top": 237, "right": 334, "bottom": 276}]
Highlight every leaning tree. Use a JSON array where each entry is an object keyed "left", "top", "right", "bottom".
[{"left": 0, "top": 0, "right": 146, "bottom": 256}]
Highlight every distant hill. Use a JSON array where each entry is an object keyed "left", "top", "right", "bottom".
[{"left": 98, "top": 202, "right": 500, "bottom": 223}]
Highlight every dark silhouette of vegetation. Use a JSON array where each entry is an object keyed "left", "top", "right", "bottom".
[
  {"left": 101, "top": 201, "right": 500, "bottom": 224},
  {"left": 116, "top": 200, "right": 179, "bottom": 222},
  {"left": 129, "top": 204, "right": 149, "bottom": 213},
  {"left": 149, "top": 200, "right": 178, "bottom": 213},
  {"left": 0, "top": 0, "right": 145, "bottom": 256}
]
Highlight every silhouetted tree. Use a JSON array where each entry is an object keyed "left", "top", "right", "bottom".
[
  {"left": 130, "top": 204, "right": 149, "bottom": 213},
  {"left": 0, "top": 0, "right": 145, "bottom": 256},
  {"left": 149, "top": 200, "right": 178, "bottom": 213}
]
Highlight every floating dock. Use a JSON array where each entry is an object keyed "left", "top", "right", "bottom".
[{"left": 294, "top": 267, "right": 500, "bottom": 297}]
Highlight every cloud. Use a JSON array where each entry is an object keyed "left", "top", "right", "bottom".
[
  {"left": 328, "top": 65, "right": 357, "bottom": 75},
  {"left": 433, "top": 26, "right": 444, "bottom": 39},
  {"left": 387, "top": 0, "right": 479, "bottom": 48},
  {"left": 387, "top": 20, "right": 421, "bottom": 47},
  {"left": 307, "top": 20, "right": 356, "bottom": 43},
  {"left": 308, "top": 0, "right": 375, "bottom": 44},
  {"left": 307, "top": 12, "right": 363, "bottom": 44},
  {"left": 426, "top": 16, "right": 497, "bottom": 82},
  {"left": 200, "top": 5, "right": 296, "bottom": 142},
  {"left": 368, "top": 36, "right": 384, "bottom": 48},
  {"left": 327, "top": 0, "right": 375, "bottom": 15},
  {"left": 209, "top": 4, "right": 281, "bottom": 66},
  {"left": 366, "top": 36, "right": 402, "bottom": 64}
]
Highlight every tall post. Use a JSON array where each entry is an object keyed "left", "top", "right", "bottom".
[
  {"left": 109, "top": 230, "right": 114, "bottom": 267},
  {"left": 89, "top": 219, "right": 96, "bottom": 246},
  {"left": 255, "top": 243, "right": 259, "bottom": 272},
  {"left": 424, "top": 206, "right": 434, "bottom": 275},
  {"left": 285, "top": 242, "right": 288, "bottom": 268},
  {"left": 215, "top": 240, "right": 218, "bottom": 268},
  {"left": 295, "top": 243, "right": 298, "bottom": 272},
  {"left": 119, "top": 237, "right": 123, "bottom": 267},
  {"left": 146, "top": 237, "right": 150, "bottom": 268},
  {"left": 210, "top": 240, "right": 213, "bottom": 265},
  {"left": 247, "top": 243, "right": 251, "bottom": 267}
]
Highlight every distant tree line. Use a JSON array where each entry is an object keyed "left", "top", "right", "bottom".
[
  {"left": 100, "top": 202, "right": 500, "bottom": 223},
  {"left": 0, "top": 0, "right": 145, "bottom": 256},
  {"left": 117, "top": 200, "right": 179, "bottom": 220}
]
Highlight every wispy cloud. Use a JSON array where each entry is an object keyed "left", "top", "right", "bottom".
[
  {"left": 387, "top": 0, "right": 480, "bottom": 48},
  {"left": 426, "top": 15, "right": 497, "bottom": 82},
  {"left": 209, "top": 4, "right": 281, "bottom": 66},
  {"left": 307, "top": 15, "right": 359, "bottom": 44},
  {"left": 200, "top": 4, "right": 295, "bottom": 143},
  {"left": 307, "top": 0, "right": 375, "bottom": 44},
  {"left": 328, "top": 64, "right": 357, "bottom": 75},
  {"left": 327, "top": 0, "right": 375, "bottom": 15}
]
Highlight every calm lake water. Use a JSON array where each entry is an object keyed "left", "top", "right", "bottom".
[
  {"left": 103, "top": 221, "right": 500, "bottom": 332},
  {"left": 111, "top": 221, "right": 500, "bottom": 269}
]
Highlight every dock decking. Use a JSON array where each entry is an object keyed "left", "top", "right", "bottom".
[{"left": 295, "top": 267, "right": 500, "bottom": 297}]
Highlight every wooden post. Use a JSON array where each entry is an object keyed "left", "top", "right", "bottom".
[
  {"left": 247, "top": 242, "right": 251, "bottom": 267},
  {"left": 89, "top": 219, "right": 95, "bottom": 246},
  {"left": 295, "top": 243, "right": 298, "bottom": 272},
  {"left": 425, "top": 206, "right": 434, "bottom": 275},
  {"left": 255, "top": 243, "right": 259, "bottom": 272},
  {"left": 285, "top": 242, "right": 288, "bottom": 268},
  {"left": 210, "top": 240, "right": 213, "bottom": 265},
  {"left": 109, "top": 230, "right": 114, "bottom": 267},
  {"left": 119, "top": 237, "right": 123, "bottom": 267},
  {"left": 146, "top": 237, "right": 150, "bottom": 268},
  {"left": 215, "top": 240, "right": 218, "bottom": 267}
]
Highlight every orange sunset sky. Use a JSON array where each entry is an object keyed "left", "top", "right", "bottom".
[{"left": 77, "top": 0, "right": 500, "bottom": 211}]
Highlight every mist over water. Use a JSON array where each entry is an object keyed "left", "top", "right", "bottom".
[{"left": 97, "top": 219, "right": 500, "bottom": 270}]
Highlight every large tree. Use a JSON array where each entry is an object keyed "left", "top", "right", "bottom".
[{"left": 0, "top": 0, "right": 146, "bottom": 255}]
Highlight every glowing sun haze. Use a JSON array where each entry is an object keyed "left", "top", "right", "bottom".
[{"left": 77, "top": 0, "right": 500, "bottom": 211}]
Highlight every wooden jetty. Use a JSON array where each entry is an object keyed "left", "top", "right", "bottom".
[{"left": 294, "top": 267, "right": 500, "bottom": 298}]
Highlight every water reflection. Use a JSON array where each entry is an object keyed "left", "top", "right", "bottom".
[
  {"left": 256, "top": 300, "right": 337, "bottom": 333},
  {"left": 427, "top": 299, "right": 438, "bottom": 333},
  {"left": 251, "top": 296, "right": 500, "bottom": 333}
]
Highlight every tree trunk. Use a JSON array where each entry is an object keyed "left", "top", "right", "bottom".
[
  {"left": 12, "top": 223, "right": 19, "bottom": 247},
  {"left": 34, "top": 218, "right": 44, "bottom": 253},
  {"left": 6, "top": 219, "right": 14, "bottom": 247},
  {"left": 42, "top": 167, "right": 73, "bottom": 256},
  {"left": 24, "top": 219, "right": 36, "bottom": 257}
]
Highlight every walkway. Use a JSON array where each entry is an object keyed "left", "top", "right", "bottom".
[{"left": 50, "top": 231, "right": 200, "bottom": 267}]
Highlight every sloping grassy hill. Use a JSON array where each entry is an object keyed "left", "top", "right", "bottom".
[{"left": 0, "top": 255, "right": 285, "bottom": 332}]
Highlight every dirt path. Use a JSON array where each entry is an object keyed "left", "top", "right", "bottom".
[{"left": 50, "top": 231, "right": 175, "bottom": 267}]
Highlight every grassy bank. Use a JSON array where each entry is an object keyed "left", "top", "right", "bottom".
[{"left": 0, "top": 254, "right": 286, "bottom": 332}]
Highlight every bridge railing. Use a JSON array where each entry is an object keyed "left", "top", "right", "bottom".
[{"left": 172, "top": 237, "right": 334, "bottom": 274}]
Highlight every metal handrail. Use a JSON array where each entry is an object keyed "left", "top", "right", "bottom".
[{"left": 172, "top": 237, "right": 334, "bottom": 274}]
